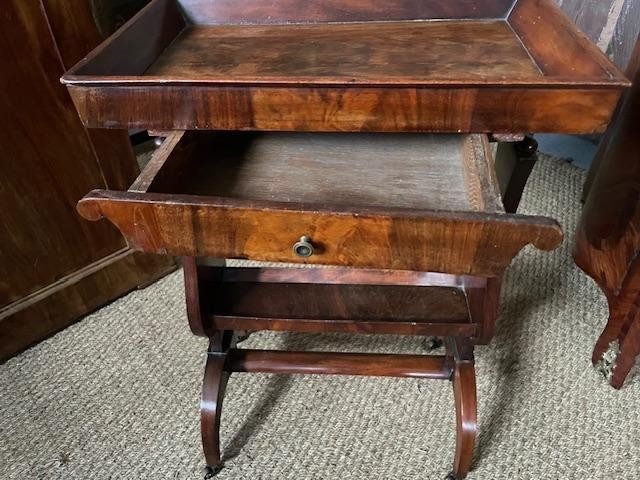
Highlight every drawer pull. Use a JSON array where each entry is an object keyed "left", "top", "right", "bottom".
[{"left": 293, "top": 236, "right": 314, "bottom": 258}]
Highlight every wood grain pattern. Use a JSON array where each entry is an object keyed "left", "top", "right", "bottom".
[
  {"left": 557, "top": 0, "right": 640, "bottom": 71},
  {"left": 40, "top": 0, "right": 141, "bottom": 192},
  {"left": 146, "top": 22, "right": 542, "bottom": 83},
  {"left": 212, "top": 316, "right": 478, "bottom": 337},
  {"left": 575, "top": 38, "right": 640, "bottom": 299},
  {"left": 184, "top": 256, "right": 488, "bottom": 477},
  {"left": 77, "top": 130, "right": 562, "bottom": 276},
  {"left": 66, "top": 84, "right": 623, "bottom": 134},
  {"left": 557, "top": 0, "right": 618, "bottom": 46},
  {"left": 211, "top": 282, "right": 470, "bottom": 322},
  {"left": 509, "top": 0, "right": 622, "bottom": 78},
  {"left": 226, "top": 349, "right": 452, "bottom": 379},
  {"left": 61, "top": 0, "right": 628, "bottom": 134},
  {"left": 213, "top": 267, "right": 486, "bottom": 288},
  {"left": 41, "top": 0, "right": 104, "bottom": 68},
  {"left": 71, "top": 0, "right": 185, "bottom": 77},
  {"left": 77, "top": 190, "right": 562, "bottom": 276},
  {"left": 202, "top": 265, "right": 480, "bottom": 337},
  {"left": 201, "top": 349, "right": 228, "bottom": 471},
  {"left": 0, "top": 0, "right": 125, "bottom": 306},
  {"left": 129, "top": 130, "right": 189, "bottom": 192},
  {"left": 574, "top": 36, "right": 640, "bottom": 388},
  {"left": 0, "top": 0, "right": 174, "bottom": 359},
  {"left": 451, "top": 360, "right": 477, "bottom": 479},
  {"left": 177, "top": 0, "right": 516, "bottom": 24}
]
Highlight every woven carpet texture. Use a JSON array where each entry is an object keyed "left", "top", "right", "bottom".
[{"left": 1, "top": 155, "right": 639, "bottom": 479}]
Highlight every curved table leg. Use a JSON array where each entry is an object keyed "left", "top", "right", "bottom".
[
  {"left": 588, "top": 260, "right": 640, "bottom": 388},
  {"left": 445, "top": 338, "right": 477, "bottom": 480},
  {"left": 450, "top": 362, "right": 477, "bottom": 480},
  {"left": 609, "top": 310, "right": 640, "bottom": 389},
  {"left": 202, "top": 344, "right": 230, "bottom": 476},
  {"left": 592, "top": 305, "right": 624, "bottom": 366}
]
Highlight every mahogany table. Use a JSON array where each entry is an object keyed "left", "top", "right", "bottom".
[
  {"left": 62, "top": 0, "right": 626, "bottom": 478},
  {"left": 574, "top": 36, "right": 640, "bottom": 389}
]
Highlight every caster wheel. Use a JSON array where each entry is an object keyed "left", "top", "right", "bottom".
[
  {"left": 203, "top": 465, "right": 222, "bottom": 479},
  {"left": 445, "top": 473, "right": 458, "bottom": 480},
  {"left": 514, "top": 135, "right": 538, "bottom": 158},
  {"left": 424, "top": 337, "right": 443, "bottom": 351}
]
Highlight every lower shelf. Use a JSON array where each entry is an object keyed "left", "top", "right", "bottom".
[{"left": 199, "top": 266, "right": 477, "bottom": 337}]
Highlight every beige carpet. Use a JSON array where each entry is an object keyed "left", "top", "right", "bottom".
[{"left": 1, "top": 155, "right": 639, "bottom": 480}]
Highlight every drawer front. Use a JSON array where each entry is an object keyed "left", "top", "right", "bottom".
[{"left": 78, "top": 190, "right": 562, "bottom": 276}]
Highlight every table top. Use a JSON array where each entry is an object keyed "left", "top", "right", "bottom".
[{"left": 62, "top": 0, "right": 629, "bottom": 133}]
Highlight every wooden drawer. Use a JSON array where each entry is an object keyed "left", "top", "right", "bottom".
[{"left": 78, "top": 131, "right": 562, "bottom": 276}]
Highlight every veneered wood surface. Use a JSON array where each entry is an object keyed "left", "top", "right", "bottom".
[
  {"left": 61, "top": 0, "right": 628, "bottom": 133},
  {"left": 70, "top": 0, "right": 186, "bottom": 77},
  {"left": 41, "top": 0, "right": 104, "bottom": 67},
  {"left": 452, "top": 360, "right": 477, "bottom": 478},
  {"left": 509, "top": 0, "right": 622, "bottom": 79},
  {"left": 213, "top": 316, "right": 478, "bottom": 337},
  {"left": 212, "top": 267, "right": 486, "bottom": 288},
  {"left": 575, "top": 38, "right": 640, "bottom": 298},
  {"left": 64, "top": 0, "right": 628, "bottom": 87},
  {"left": 225, "top": 349, "right": 452, "bottom": 379},
  {"left": 66, "top": 84, "right": 623, "bottom": 133},
  {"left": 200, "top": 264, "right": 484, "bottom": 336},
  {"left": 574, "top": 37, "right": 640, "bottom": 388},
  {"left": 177, "top": 0, "right": 516, "bottom": 24},
  {"left": 146, "top": 22, "right": 541, "bottom": 83},
  {"left": 557, "top": 0, "right": 640, "bottom": 71},
  {"left": 77, "top": 189, "right": 562, "bottom": 276},
  {"left": 78, "top": 130, "right": 562, "bottom": 275},
  {"left": 211, "top": 282, "right": 469, "bottom": 322},
  {"left": 202, "top": 265, "right": 478, "bottom": 336},
  {"left": 153, "top": 132, "right": 496, "bottom": 212}
]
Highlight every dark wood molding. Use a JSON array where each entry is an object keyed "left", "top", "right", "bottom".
[{"left": 0, "top": 250, "right": 175, "bottom": 361}]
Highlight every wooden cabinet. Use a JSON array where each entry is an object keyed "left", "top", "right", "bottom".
[{"left": 0, "top": 0, "right": 174, "bottom": 361}]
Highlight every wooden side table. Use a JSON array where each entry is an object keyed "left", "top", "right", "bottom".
[
  {"left": 62, "top": 0, "right": 626, "bottom": 477},
  {"left": 78, "top": 131, "right": 562, "bottom": 479}
]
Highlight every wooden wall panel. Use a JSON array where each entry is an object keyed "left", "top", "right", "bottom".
[
  {"left": 42, "top": 0, "right": 140, "bottom": 192},
  {"left": 0, "top": 0, "right": 175, "bottom": 360},
  {"left": 0, "top": 0, "right": 125, "bottom": 306}
]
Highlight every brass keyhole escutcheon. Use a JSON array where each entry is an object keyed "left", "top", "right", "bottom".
[{"left": 293, "top": 236, "right": 314, "bottom": 258}]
